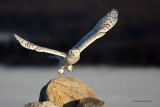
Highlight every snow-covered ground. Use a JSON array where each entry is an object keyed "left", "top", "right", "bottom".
[{"left": 0, "top": 65, "right": 160, "bottom": 107}]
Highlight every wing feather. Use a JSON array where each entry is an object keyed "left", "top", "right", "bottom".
[
  {"left": 13, "top": 34, "right": 66, "bottom": 57},
  {"left": 73, "top": 9, "right": 118, "bottom": 52}
]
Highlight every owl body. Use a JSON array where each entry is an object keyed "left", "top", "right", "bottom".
[
  {"left": 62, "top": 56, "right": 80, "bottom": 66},
  {"left": 13, "top": 9, "right": 118, "bottom": 75}
]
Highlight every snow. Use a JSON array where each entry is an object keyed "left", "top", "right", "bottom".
[{"left": 0, "top": 65, "right": 160, "bottom": 107}]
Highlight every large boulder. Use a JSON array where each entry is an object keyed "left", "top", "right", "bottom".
[{"left": 39, "top": 77, "right": 99, "bottom": 106}]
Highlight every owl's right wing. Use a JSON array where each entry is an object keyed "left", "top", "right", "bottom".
[
  {"left": 13, "top": 34, "right": 66, "bottom": 58},
  {"left": 73, "top": 9, "right": 118, "bottom": 52}
]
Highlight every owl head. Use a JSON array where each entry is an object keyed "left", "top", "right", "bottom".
[{"left": 68, "top": 48, "right": 80, "bottom": 58}]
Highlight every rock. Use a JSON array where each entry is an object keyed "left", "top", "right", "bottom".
[
  {"left": 24, "top": 101, "right": 62, "bottom": 107},
  {"left": 39, "top": 77, "right": 99, "bottom": 106},
  {"left": 77, "top": 97, "right": 107, "bottom": 107},
  {"left": 24, "top": 102, "right": 39, "bottom": 107}
]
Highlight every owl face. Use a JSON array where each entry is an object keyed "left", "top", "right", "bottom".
[{"left": 68, "top": 49, "right": 80, "bottom": 58}]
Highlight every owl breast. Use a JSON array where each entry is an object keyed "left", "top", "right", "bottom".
[{"left": 61, "top": 56, "right": 80, "bottom": 66}]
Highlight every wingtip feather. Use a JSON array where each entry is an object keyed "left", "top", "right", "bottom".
[
  {"left": 110, "top": 9, "right": 118, "bottom": 18},
  {"left": 13, "top": 33, "right": 20, "bottom": 40}
]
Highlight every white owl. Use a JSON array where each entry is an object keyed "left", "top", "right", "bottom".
[{"left": 13, "top": 9, "right": 118, "bottom": 75}]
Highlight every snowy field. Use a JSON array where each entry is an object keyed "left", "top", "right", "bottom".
[{"left": 0, "top": 65, "right": 160, "bottom": 107}]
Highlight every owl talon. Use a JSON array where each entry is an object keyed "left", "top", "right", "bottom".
[
  {"left": 69, "top": 69, "right": 73, "bottom": 72},
  {"left": 60, "top": 72, "right": 65, "bottom": 75},
  {"left": 58, "top": 68, "right": 64, "bottom": 75},
  {"left": 67, "top": 65, "right": 73, "bottom": 72}
]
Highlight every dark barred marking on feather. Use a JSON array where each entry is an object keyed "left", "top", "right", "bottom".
[{"left": 110, "top": 21, "right": 113, "bottom": 25}]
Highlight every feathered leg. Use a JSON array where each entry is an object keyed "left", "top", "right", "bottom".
[{"left": 58, "top": 66, "right": 65, "bottom": 75}]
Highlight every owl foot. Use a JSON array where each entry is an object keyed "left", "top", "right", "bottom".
[
  {"left": 67, "top": 65, "right": 73, "bottom": 72},
  {"left": 58, "top": 66, "right": 65, "bottom": 75},
  {"left": 58, "top": 69, "right": 64, "bottom": 75}
]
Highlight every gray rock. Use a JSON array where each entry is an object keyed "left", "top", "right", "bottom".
[
  {"left": 77, "top": 97, "right": 107, "bottom": 107},
  {"left": 24, "top": 101, "right": 62, "bottom": 107},
  {"left": 24, "top": 102, "right": 39, "bottom": 107}
]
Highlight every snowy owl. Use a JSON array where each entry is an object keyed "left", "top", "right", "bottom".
[{"left": 13, "top": 9, "right": 118, "bottom": 75}]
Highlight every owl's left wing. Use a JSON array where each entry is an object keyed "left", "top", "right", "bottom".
[{"left": 73, "top": 9, "right": 118, "bottom": 52}]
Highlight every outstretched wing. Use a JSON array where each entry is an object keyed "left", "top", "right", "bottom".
[
  {"left": 73, "top": 9, "right": 118, "bottom": 52},
  {"left": 13, "top": 34, "right": 66, "bottom": 57}
]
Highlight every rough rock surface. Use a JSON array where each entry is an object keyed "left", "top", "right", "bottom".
[
  {"left": 77, "top": 97, "right": 107, "bottom": 107},
  {"left": 24, "top": 101, "right": 62, "bottom": 107},
  {"left": 39, "top": 77, "right": 99, "bottom": 106}
]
